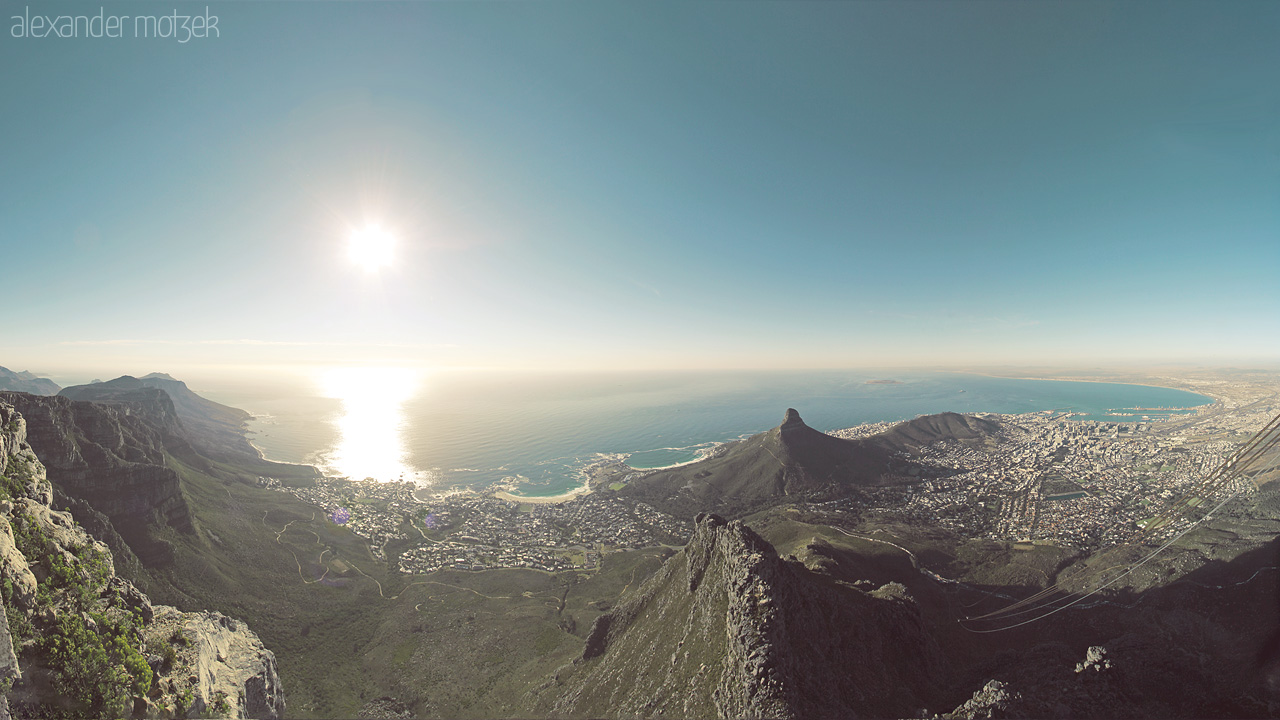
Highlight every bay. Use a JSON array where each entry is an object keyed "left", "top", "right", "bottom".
[{"left": 201, "top": 369, "right": 1214, "bottom": 498}]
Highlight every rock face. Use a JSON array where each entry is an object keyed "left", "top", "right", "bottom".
[
  {"left": 0, "top": 602, "right": 17, "bottom": 681},
  {"left": 0, "top": 404, "right": 48, "bottom": 612},
  {"left": 0, "top": 392, "right": 192, "bottom": 565},
  {"left": 60, "top": 374, "right": 260, "bottom": 463},
  {"left": 0, "top": 402, "right": 284, "bottom": 719},
  {"left": 623, "top": 409, "right": 918, "bottom": 518},
  {"left": 1075, "top": 645, "right": 1111, "bottom": 673},
  {"left": 947, "top": 679, "right": 1020, "bottom": 719},
  {"left": 780, "top": 407, "right": 805, "bottom": 428},
  {"left": 548, "top": 513, "right": 946, "bottom": 718},
  {"left": 0, "top": 367, "right": 59, "bottom": 396},
  {"left": 146, "top": 606, "right": 286, "bottom": 720}
]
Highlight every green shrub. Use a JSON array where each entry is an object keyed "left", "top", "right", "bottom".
[
  {"left": 161, "top": 642, "right": 177, "bottom": 670},
  {"left": 8, "top": 507, "right": 152, "bottom": 718},
  {"left": 0, "top": 472, "right": 24, "bottom": 502},
  {"left": 212, "top": 690, "right": 232, "bottom": 717},
  {"left": 72, "top": 543, "right": 113, "bottom": 590},
  {"left": 175, "top": 685, "right": 196, "bottom": 716},
  {"left": 35, "top": 610, "right": 152, "bottom": 718},
  {"left": 11, "top": 512, "right": 49, "bottom": 561},
  {"left": 1, "top": 454, "right": 46, "bottom": 493},
  {"left": 5, "top": 454, "right": 30, "bottom": 483},
  {"left": 5, "top": 604, "right": 32, "bottom": 646}
]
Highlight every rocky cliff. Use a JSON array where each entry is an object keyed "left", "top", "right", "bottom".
[
  {"left": 0, "top": 401, "right": 284, "bottom": 719},
  {"left": 144, "top": 607, "right": 286, "bottom": 719},
  {"left": 545, "top": 513, "right": 946, "bottom": 718},
  {"left": 0, "top": 392, "right": 192, "bottom": 565},
  {"left": 60, "top": 375, "right": 262, "bottom": 463}
]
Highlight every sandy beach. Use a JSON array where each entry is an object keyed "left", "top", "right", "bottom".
[{"left": 493, "top": 486, "right": 592, "bottom": 504}]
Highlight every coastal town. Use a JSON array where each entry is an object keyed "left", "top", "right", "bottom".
[
  {"left": 262, "top": 371, "right": 1280, "bottom": 574},
  {"left": 264, "top": 475, "right": 691, "bottom": 572},
  {"left": 822, "top": 413, "right": 1237, "bottom": 549},
  {"left": 822, "top": 372, "right": 1280, "bottom": 550}
]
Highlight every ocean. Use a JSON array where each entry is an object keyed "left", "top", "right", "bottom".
[{"left": 199, "top": 369, "right": 1214, "bottom": 498}]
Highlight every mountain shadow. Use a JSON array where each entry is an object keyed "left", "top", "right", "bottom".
[
  {"left": 942, "top": 528, "right": 1280, "bottom": 719},
  {"left": 540, "top": 513, "right": 947, "bottom": 719}
]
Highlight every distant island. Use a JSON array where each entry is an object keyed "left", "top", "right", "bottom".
[{"left": 865, "top": 379, "right": 902, "bottom": 385}]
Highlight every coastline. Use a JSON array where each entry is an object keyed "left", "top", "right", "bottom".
[
  {"left": 237, "top": 369, "right": 1262, "bottom": 500},
  {"left": 623, "top": 444, "right": 721, "bottom": 472},
  {"left": 242, "top": 412, "right": 327, "bottom": 469},
  {"left": 493, "top": 486, "right": 592, "bottom": 505},
  {"left": 947, "top": 370, "right": 1225, "bottom": 405},
  {"left": 243, "top": 431, "right": 326, "bottom": 476}
]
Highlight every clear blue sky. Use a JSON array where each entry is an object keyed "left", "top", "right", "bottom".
[{"left": 2, "top": 0, "right": 1277, "bottom": 378}]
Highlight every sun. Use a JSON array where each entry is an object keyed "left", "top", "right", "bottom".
[{"left": 347, "top": 224, "right": 396, "bottom": 272}]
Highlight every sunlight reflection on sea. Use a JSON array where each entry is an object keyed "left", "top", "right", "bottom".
[{"left": 314, "top": 366, "right": 424, "bottom": 483}]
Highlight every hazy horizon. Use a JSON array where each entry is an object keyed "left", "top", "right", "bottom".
[
  {"left": 3, "top": 2, "right": 1278, "bottom": 373},
  {"left": 14, "top": 359, "right": 1280, "bottom": 406}
]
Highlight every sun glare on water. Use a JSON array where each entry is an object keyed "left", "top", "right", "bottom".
[
  {"left": 318, "top": 367, "right": 422, "bottom": 483},
  {"left": 347, "top": 224, "right": 396, "bottom": 273}
]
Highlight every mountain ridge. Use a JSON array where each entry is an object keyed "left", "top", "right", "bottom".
[
  {"left": 0, "top": 391, "right": 194, "bottom": 566},
  {"left": 0, "top": 367, "right": 59, "bottom": 396},
  {"left": 873, "top": 411, "right": 1004, "bottom": 452},
  {"left": 543, "top": 512, "right": 946, "bottom": 718},
  {"left": 59, "top": 375, "right": 262, "bottom": 464},
  {"left": 620, "top": 408, "right": 922, "bottom": 518}
]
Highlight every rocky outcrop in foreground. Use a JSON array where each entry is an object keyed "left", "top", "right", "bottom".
[
  {"left": 143, "top": 607, "right": 286, "bottom": 719},
  {"left": 545, "top": 513, "right": 945, "bottom": 719},
  {"left": 0, "top": 402, "right": 283, "bottom": 719},
  {"left": 944, "top": 644, "right": 1128, "bottom": 719}
]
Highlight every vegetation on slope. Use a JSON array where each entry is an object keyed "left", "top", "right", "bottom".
[{"left": 2, "top": 449, "right": 153, "bottom": 718}]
